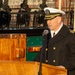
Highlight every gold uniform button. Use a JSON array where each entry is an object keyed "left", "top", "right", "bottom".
[
  {"left": 53, "top": 60, "right": 56, "bottom": 62},
  {"left": 45, "top": 48, "right": 48, "bottom": 51},
  {"left": 53, "top": 47, "right": 56, "bottom": 50},
  {"left": 46, "top": 60, "right": 48, "bottom": 62}
]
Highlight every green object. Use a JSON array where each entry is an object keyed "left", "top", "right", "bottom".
[{"left": 26, "top": 36, "right": 42, "bottom": 61}]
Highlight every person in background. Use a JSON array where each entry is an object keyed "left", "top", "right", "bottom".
[{"left": 34, "top": 7, "right": 75, "bottom": 75}]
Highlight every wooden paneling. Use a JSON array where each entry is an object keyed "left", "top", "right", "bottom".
[
  {"left": 55, "top": 0, "right": 74, "bottom": 11},
  {"left": 0, "top": 34, "right": 26, "bottom": 61}
]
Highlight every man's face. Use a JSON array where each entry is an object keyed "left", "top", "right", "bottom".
[{"left": 47, "top": 16, "right": 62, "bottom": 31}]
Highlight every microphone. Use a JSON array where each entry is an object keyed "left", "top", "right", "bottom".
[
  {"left": 42, "top": 29, "right": 49, "bottom": 43},
  {"left": 42, "top": 29, "right": 49, "bottom": 36}
]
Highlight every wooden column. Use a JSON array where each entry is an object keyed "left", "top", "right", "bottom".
[
  {"left": 58, "top": 0, "right": 62, "bottom": 10},
  {"left": 55, "top": 0, "right": 64, "bottom": 9},
  {"left": 55, "top": 0, "right": 69, "bottom": 11}
]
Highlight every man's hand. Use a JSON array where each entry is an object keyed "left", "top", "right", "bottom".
[{"left": 56, "top": 65, "right": 65, "bottom": 69}]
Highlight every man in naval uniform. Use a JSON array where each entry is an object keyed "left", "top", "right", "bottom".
[{"left": 34, "top": 7, "right": 75, "bottom": 75}]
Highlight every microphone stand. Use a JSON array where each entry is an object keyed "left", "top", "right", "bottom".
[
  {"left": 38, "top": 47, "right": 43, "bottom": 75},
  {"left": 38, "top": 37, "right": 45, "bottom": 75},
  {"left": 38, "top": 29, "right": 49, "bottom": 75}
]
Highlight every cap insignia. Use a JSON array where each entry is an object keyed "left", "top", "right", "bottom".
[{"left": 45, "top": 9, "right": 50, "bottom": 15}]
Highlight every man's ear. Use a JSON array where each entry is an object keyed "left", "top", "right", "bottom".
[{"left": 57, "top": 17, "right": 62, "bottom": 24}]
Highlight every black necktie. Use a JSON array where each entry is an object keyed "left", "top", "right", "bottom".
[{"left": 53, "top": 32, "right": 55, "bottom": 37}]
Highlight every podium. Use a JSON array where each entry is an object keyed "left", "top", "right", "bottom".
[
  {"left": 0, "top": 61, "right": 67, "bottom": 75},
  {"left": 0, "top": 34, "right": 26, "bottom": 61}
]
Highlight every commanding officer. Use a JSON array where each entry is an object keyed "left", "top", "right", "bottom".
[{"left": 34, "top": 7, "right": 75, "bottom": 75}]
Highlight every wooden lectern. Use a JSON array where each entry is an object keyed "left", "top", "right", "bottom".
[
  {"left": 0, "top": 34, "right": 26, "bottom": 61},
  {"left": 0, "top": 61, "right": 67, "bottom": 75}
]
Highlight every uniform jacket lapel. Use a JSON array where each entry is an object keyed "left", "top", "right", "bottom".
[{"left": 49, "top": 25, "right": 70, "bottom": 46}]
